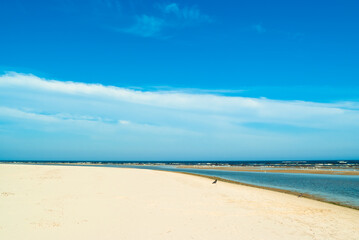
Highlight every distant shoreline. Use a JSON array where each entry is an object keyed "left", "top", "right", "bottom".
[
  {"left": 1, "top": 159, "right": 359, "bottom": 169},
  {"left": 1, "top": 160, "right": 359, "bottom": 175},
  {"left": 176, "top": 165, "right": 359, "bottom": 175}
]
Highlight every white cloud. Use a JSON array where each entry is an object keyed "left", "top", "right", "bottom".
[
  {"left": 0, "top": 106, "right": 59, "bottom": 122},
  {"left": 1, "top": 72, "right": 359, "bottom": 160},
  {"left": 118, "top": 120, "right": 130, "bottom": 125},
  {"left": 1, "top": 72, "right": 357, "bottom": 128}
]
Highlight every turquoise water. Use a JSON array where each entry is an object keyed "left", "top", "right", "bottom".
[{"left": 108, "top": 165, "right": 359, "bottom": 208}]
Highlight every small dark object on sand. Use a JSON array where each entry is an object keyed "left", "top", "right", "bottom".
[
  {"left": 298, "top": 193, "right": 303, "bottom": 198},
  {"left": 212, "top": 179, "right": 217, "bottom": 184}
]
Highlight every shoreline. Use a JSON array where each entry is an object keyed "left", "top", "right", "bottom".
[
  {"left": 165, "top": 171, "right": 359, "bottom": 211},
  {"left": 1, "top": 164, "right": 359, "bottom": 239},
  {"left": 2, "top": 162, "right": 359, "bottom": 210},
  {"left": 2, "top": 161, "right": 358, "bottom": 175}
]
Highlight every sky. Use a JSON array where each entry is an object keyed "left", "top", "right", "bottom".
[{"left": 0, "top": 0, "right": 359, "bottom": 161}]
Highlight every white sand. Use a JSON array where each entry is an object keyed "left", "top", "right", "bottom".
[{"left": 0, "top": 164, "right": 358, "bottom": 240}]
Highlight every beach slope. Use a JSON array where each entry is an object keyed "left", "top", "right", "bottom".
[{"left": 0, "top": 164, "right": 358, "bottom": 240}]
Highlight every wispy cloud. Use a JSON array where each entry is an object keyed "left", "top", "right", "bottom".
[
  {"left": 1, "top": 72, "right": 359, "bottom": 160},
  {"left": 252, "top": 23, "right": 266, "bottom": 34},
  {"left": 123, "top": 15, "right": 164, "bottom": 38},
  {"left": 122, "top": 2, "right": 212, "bottom": 38},
  {"left": 158, "top": 3, "right": 212, "bottom": 23}
]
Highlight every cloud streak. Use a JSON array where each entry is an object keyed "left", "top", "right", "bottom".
[
  {"left": 159, "top": 3, "right": 212, "bottom": 23},
  {"left": 252, "top": 23, "right": 266, "bottom": 34},
  {"left": 123, "top": 15, "right": 164, "bottom": 37},
  {"left": 1, "top": 72, "right": 359, "bottom": 160},
  {"left": 1, "top": 72, "right": 356, "bottom": 126},
  {"left": 123, "top": 2, "right": 212, "bottom": 38}
]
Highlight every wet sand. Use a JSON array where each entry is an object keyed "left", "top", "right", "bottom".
[{"left": 1, "top": 164, "right": 358, "bottom": 240}]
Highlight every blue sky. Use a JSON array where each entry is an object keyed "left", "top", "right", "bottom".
[{"left": 0, "top": 0, "right": 359, "bottom": 160}]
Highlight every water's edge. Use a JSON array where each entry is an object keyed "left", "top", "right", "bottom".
[
  {"left": 158, "top": 170, "right": 359, "bottom": 211},
  {"left": 2, "top": 162, "right": 358, "bottom": 211}
]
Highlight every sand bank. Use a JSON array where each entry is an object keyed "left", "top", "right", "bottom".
[
  {"left": 177, "top": 165, "right": 359, "bottom": 175},
  {"left": 0, "top": 164, "right": 358, "bottom": 240}
]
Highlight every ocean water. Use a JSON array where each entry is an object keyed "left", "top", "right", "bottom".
[{"left": 109, "top": 165, "right": 359, "bottom": 208}]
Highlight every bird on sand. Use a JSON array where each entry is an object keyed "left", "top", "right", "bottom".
[
  {"left": 298, "top": 193, "right": 303, "bottom": 198},
  {"left": 212, "top": 179, "right": 217, "bottom": 184}
]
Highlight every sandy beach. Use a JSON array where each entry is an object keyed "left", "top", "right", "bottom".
[{"left": 1, "top": 164, "right": 358, "bottom": 240}]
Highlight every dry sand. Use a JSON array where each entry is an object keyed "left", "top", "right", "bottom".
[{"left": 0, "top": 164, "right": 358, "bottom": 240}]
